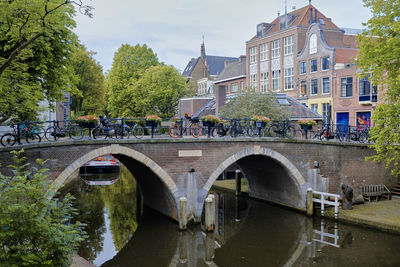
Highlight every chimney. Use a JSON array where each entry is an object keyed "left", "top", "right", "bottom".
[
  {"left": 292, "top": 6, "right": 296, "bottom": 11},
  {"left": 315, "top": 9, "right": 318, "bottom": 23},
  {"left": 200, "top": 42, "right": 205, "bottom": 59},
  {"left": 239, "top": 55, "right": 246, "bottom": 63},
  {"left": 309, "top": 7, "right": 313, "bottom": 24}
]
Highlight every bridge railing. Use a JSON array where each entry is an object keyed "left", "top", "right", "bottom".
[{"left": 0, "top": 117, "right": 372, "bottom": 147}]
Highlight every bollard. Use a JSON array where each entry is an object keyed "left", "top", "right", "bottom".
[
  {"left": 235, "top": 169, "right": 241, "bottom": 196},
  {"left": 179, "top": 197, "right": 188, "bottom": 230},
  {"left": 306, "top": 188, "right": 313, "bottom": 216},
  {"left": 205, "top": 197, "right": 215, "bottom": 232},
  {"left": 178, "top": 231, "right": 188, "bottom": 263},
  {"left": 208, "top": 194, "right": 215, "bottom": 228},
  {"left": 204, "top": 233, "right": 215, "bottom": 263}
]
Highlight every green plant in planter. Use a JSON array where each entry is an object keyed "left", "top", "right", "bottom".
[
  {"left": 201, "top": 115, "right": 221, "bottom": 124},
  {"left": 298, "top": 119, "right": 317, "bottom": 126},
  {"left": 145, "top": 115, "right": 162, "bottom": 123},
  {"left": 251, "top": 115, "right": 271, "bottom": 123}
]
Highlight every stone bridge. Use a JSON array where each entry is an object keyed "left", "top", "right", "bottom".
[{"left": 0, "top": 138, "right": 393, "bottom": 222}]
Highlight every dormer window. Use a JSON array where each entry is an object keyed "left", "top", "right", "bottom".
[{"left": 310, "top": 34, "right": 317, "bottom": 54}]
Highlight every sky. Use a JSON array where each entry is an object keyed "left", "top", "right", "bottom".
[{"left": 73, "top": 0, "right": 372, "bottom": 73}]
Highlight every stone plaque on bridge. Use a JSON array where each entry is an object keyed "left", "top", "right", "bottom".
[{"left": 178, "top": 150, "right": 202, "bottom": 157}]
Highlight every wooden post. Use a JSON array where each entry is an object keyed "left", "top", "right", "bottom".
[
  {"left": 235, "top": 169, "right": 241, "bottom": 196},
  {"left": 205, "top": 197, "right": 215, "bottom": 232},
  {"left": 179, "top": 197, "right": 188, "bottom": 230},
  {"left": 306, "top": 188, "right": 313, "bottom": 216}
]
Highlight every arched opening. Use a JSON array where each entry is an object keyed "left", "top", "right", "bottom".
[
  {"left": 53, "top": 145, "right": 178, "bottom": 220},
  {"left": 205, "top": 146, "right": 306, "bottom": 211}
]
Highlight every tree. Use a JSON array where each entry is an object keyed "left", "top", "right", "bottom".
[
  {"left": 0, "top": 150, "right": 86, "bottom": 266},
  {"left": 129, "top": 65, "right": 189, "bottom": 117},
  {"left": 0, "top": 0, "right": 92, "bottom": 123},
  {"left": 105, "top": 44, "right": 160, "bottom": 117},
  {"left": 70, "top": 46, "right": 106, "bottom": 116},
  {"left": 218, "top": 89, "right": 290, "bottom": 120},
  {"left": 357, "top": 0, "right": 400, "bottom": 177}
]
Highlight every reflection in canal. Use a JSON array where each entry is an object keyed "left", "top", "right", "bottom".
[{"left": 63, "top": 168, "right": 400, "bottom": 266}]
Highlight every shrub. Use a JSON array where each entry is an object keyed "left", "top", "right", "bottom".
[{"left": 0, "top": 150, "right": 86, "bottom": 266}]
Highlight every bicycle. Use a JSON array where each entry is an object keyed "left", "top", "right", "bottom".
[
  {"left": 92, "top": 119, "right": 121, "bottom": 139},
  {"left": 267, "top": 120, "right": 296, "bottom": 138},
  {"left": 44, "top": 120, "right": 84, "bottom": 141},
  {"left": 317, "top": 124, "right": 345, "bottom": 142},
  {"left": 349, "top": 125, "right": 369, "bottom": 143},
  {"left": 1, "top": 122, "right": 41, "bottom": 146},
  {"left": 169, "top": 118, "right": 201, "bottom": 138},
  {"left": 125, "top": 121, "right": 145, "bottom": 139}
]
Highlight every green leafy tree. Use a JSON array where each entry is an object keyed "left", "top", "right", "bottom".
[
  {"left": 218, "top": 89, "right": 290, "bottom": 120},
  {"left": 70, "top": 46, "right": 106, "bottom": 116},
  {"left": 129, "top": 65, "right": 189, "bottom": 117},
  {"left": 105, "top": 44, "right": 160, "bottom": 117},
  {"left": 0, "top": 0, "right": 92, "bottom": 123},
  {"left": 0, "top": 150, "right": 86, "bottom": 266},
  {"left": 357, "top": 0, "right": 400, "bottom": 177}
]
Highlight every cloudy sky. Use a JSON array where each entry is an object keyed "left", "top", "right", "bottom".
[{"left": 73, "top": 0, "right": 372, "bottom": 73}]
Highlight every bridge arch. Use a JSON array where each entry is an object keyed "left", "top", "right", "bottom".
[
  {"left": 204, "top": 145, "right": 307, "bottom": 210},
  {"left": 53, "top": 144, "right": 179, "bottom": 219}
]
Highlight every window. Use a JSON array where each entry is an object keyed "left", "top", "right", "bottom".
[
  {"left": 284, "top": 36, "right": 293, "bottom": 55},
  {"left": 310, "top": 59, "right": 317, "bottom": 72},
  {"left": 322, "top": 103, "right": 330, "bottom": 122},
  {"left": 322, "top": 77, "right": 330, "bottom": 94},
  {"left": 231, "top": 82, "right": 238, "bottom": 93},
  {"left": 260, "top": 43, "right": 268, "bottom": 61},
  {"left": 272, "top": 70, "right": 280, "bottom": 91},
  {"left": 240, "top": 81, "right": 244, "bottom": 90},
  {"left": 284, "top": 68, "right": 294, "bottom": 90},
  {"left": 300, "top": 80, "right": 307, "bottom": 95},
  {"left": 310, "top": 104, "right": 318, "bottom": 113},
  {"left": 310, "top": 34, "right": 317, "bottom": 54},
  {"left": 250, "top": 46, "right": 257, "bottom": 64},
  {"left": 311, "top": 79, "right": 318, "bottom": 95},
  {"left": 300, "top": 61, "right": 306, "bottom": 74},
  {"left": 260, "top": 72, "right": 269, "bottom": 92},
  {"left": 272, "top": 39, "right": 280, "bottom": 59},
  {"left": 341, "top": 77, "right": 353, "bottom": 97},
  {"left": 250, "top": 74, "right": 258, "bottom": 90},
  {"left": 322, "top": 57, "right": 330, "bottom": 71}
]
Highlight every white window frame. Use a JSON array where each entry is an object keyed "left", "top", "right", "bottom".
[
  {"left": 340, "top": 77, "right": 353, "bottom": 97},
  {"left": 300, "top": 61, "right": 306, "bottom": 75},
  {"left": 272, "top": 70, "right": 280, "bottom": 91},
  {"left": 311, "top": 78, "right": 318, "bottom": 95},
  {"left": 310, "top": 58, "right": 317, "bottom": 73},
  {"left": 322, "top": 77, "right": 330, "bottom": 94},
  {"left": 272, "top": 39, "right": 280, "bottom": 59},
  {"left": 231, "top": 82, "right": 238, "bottom": 93},
  {"left": 322, "top": 103, "right": 330, "bottom": 122},
  {"left": 321, "top": 57, "right": 330, "bottom": 71},
  {"left": 284, "top": 36, "right": 293, "bottom": 56},
  {"left": 284, "top": 67, "right": 294, "bottom": 90},
  {"left": 260, "top": 72, "right": 269, "bottom": 92},
  {"left": 250, "top": 46, "right": 257, "bottom": 64},
  {"left": 260, "top": 43, "right": 268, "bottom": 61},
  {"left": 250, "top": 74, "right": 258, "bottom": 90},
  {"left": 311, "top": 104, "right": 318, "bottom": 113}
]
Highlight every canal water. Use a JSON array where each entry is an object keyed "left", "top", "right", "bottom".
[{"left": 62, "top": 166, "right": 400, "bottom": 267}]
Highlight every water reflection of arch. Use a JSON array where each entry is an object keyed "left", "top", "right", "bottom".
[
  {"left": 204, "top": 146, "right": 307, "bottom": 212},
  {"left": 52, "top": 145, "right": 179, "bottom": 220}
]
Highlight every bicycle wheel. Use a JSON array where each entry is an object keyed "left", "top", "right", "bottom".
[
  {"left": 359, "top": 132, "right": 368, "bottom": 143},
  {"left": 286, "top": 125, "right": 296, "bottom": 138},
  {"left": 133, "top": 126, "right": 145, "bottom": 139},
  {"left": 69, "top": 125, "right": 84, "bottom": 140},
  {"left": 115, "top": 127, "right": 130, "bottom": 139},
  {"left": 44, "top": 126, "right": 59, "bottom": 141},
  {"left": 191, "top": 125, "right": 201, "bottom": 138},
  {"left": 336, "top": 131, "right": 344, "bottom": 142},
  {"left": 92, "top": 127, "right": 105, "bottom": 139},
  {"left": 1, "top": 133, "right": 16, "bottom": 146},
  {"left": 268, "top": 125, "right": 280, "bottom": 137},
  {"left": 26, "top": 133, "right": 41, "bottom": 144},
  {"left": 169, "top": 125, "right": 181, "bottom": 138}
]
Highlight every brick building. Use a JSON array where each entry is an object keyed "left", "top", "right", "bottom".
[{"left": 245, "top": 3, "right": 376, "bottom": 126}]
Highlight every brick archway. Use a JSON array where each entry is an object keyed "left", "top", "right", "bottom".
[
  {"left": 203, "top": 145, "right": 307, "bottom": 209},
  {"left": 52, "top": 144, "right": 178, "bottom": 193}
]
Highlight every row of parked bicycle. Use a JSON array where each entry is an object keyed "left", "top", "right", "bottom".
[{"left": 0, "top": 117, "right": 370, "bottom": 147}]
